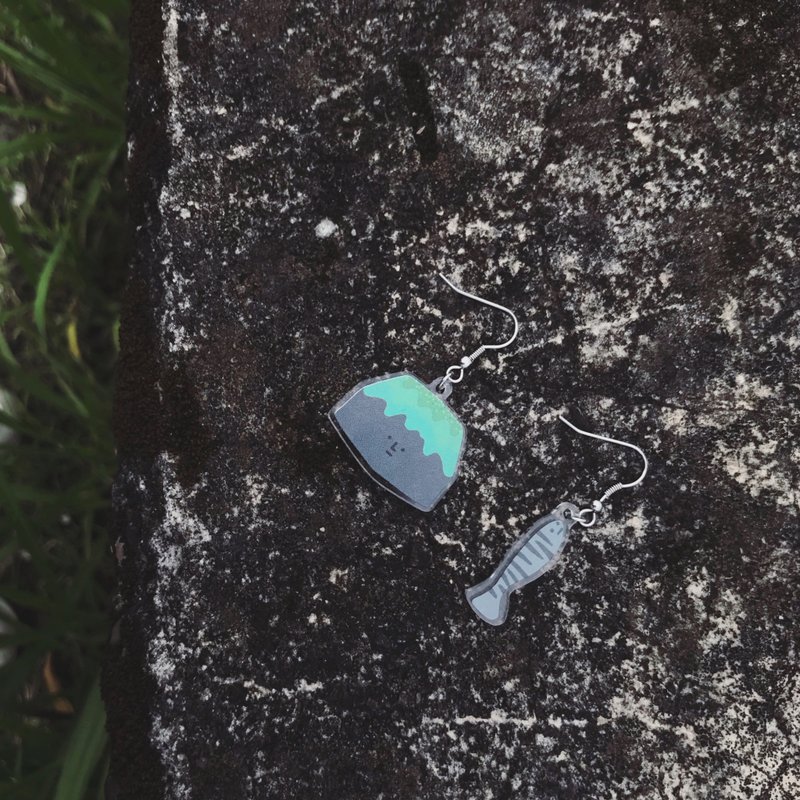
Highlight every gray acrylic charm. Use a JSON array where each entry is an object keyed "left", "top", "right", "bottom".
[
  {"left": 329, "top": 372, "right": 466, "bottom": 512},
  {"left": 466, "top": 503, "right": 579, "bottom": 626},
  {"left": 465, "top": 414, "right": 649, "bottom": 626},
  {"left": 329, "top": 274, "right": 519, "bottom": 513}
]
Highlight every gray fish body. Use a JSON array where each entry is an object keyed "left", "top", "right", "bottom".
[{"left": 466, "top": 503, "right": 579, "bottom": 626}]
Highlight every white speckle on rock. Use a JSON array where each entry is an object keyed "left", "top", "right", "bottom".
[
  {"left": 328, "top": 568, "right": 349, "bottom": 586},
  {"left": 226, "top": 142, "right": 258, "bottom": 161},
  {"left": 661, "top": 407, "right": 690, "bottom": 435},
  {"left": 721, "top": 297, "right": 742, "bottom": 336},
  {"left": 433, "top": 532, "right": 466, "bottom": 551},
  {"left": 294, "top": 679, "right": 323, "bottom": 694},
  {"left": 162, "top": 3, "right": 183, "bottom": 143},
  {"left": 315, "top": 218, "right": 337, "bottom": 238}
]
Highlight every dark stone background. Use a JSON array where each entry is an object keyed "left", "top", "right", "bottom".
[{"left": 105, "top": 1, "right": 800, "bottom": 797}]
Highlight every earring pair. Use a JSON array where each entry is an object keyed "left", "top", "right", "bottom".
[{"left": 328, "top": 277, "right": 649, "bottom": 625}]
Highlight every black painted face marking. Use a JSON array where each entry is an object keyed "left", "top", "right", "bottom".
[{"left": 385, "top": 435, "right": 406, "bottom": 458}]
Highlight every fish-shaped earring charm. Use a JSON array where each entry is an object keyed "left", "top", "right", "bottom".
[
  {"left": 466, "top": 415, "right": 649, "bottom": 625},
  {"left": 466, "top": 503, "right": 579, "bottom": 625},
  {"left": 330, "top": 275, "right": 518, "bottom": 512}
]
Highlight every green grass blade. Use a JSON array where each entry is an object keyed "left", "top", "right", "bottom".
[
  {"left": 0, "top": 651, "right": 48, "bottom": 707},
  {"left": 0, "top": 325, "right": 20, "bottom": 365},
  {"left": 0, "top": 134, "right": 58, "bottom": 162},
  {"left": 53, "top": 678, "right": 107, "bottom": 800},
  {"left": 77, "top": 146, "right": 122, "bottom": 240},
  {"left": 0, "top": 0, "right": 123, "bottom": 104},
  {"left": 33, "top": 232, "right": 69, "bottom": 339},
  {"left": 0, "top": 475, "right": 54, "bottom": 574},
  {"left": 0, "top": 41, "right": 120, "bottom": 123},
  {"left": 0, "top": 0, "right": 126, "bottom": 790},
  {"left": 0, "top": 192, "right": 39, "bottom": 283},
  {"left": 0, "top": 363, "right": 79, "bottom": 416},
  {"left": 0, "top": 99, "right": 69, "bottom": 122}
]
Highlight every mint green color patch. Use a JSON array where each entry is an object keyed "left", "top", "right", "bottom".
[{"left": 363, "top": 375, "right": 464, "bottom": 477}]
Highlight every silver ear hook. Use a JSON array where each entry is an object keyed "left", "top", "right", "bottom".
[
  {"left": 558, "top": 414, "right": 649, "bottom": 527},
  {"left": 435, "top": 273, "right": 519, "bottom": 393}
]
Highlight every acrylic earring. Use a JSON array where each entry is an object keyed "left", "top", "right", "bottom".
[
  {"left": 466, "top": 414, "right": 649, "bottom": 625},
  {"left": 329, "top": 274, "right": 518, "bottom": 512}
]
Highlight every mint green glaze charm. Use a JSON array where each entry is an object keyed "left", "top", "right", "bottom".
[
  {"left": 329, "top": 372, "right": 466, "bottom": 511},
  {"left": 328, "top": 274, "right": 519, "bottom": 512}
]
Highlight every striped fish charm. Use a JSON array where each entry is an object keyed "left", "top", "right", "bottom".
[{"left": 465, "top": 503, "right": 579, "bottom": 625}]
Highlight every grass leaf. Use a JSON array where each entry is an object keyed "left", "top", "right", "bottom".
[
  {"left": 0, "top": 99, "right": 69, "bottom": 122},
  {"left": 0, "top": 192, "right": 39, "bottom": 283},
  {"left": 53, "top": 678, "right": 107, "bottom": 800},
  {"left": 33, "top": 231, "right": 69, "bottom": 339},
  {"left": 0, "top": 41, "right": 121, "bottom": 123},
  {"left": 0, "top": 0, "right": 126, "bottom": 791}
]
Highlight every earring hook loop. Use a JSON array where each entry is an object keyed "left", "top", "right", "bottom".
[
  {"left": 558, "top": 414, "right": 648, "bottom": 527},
  {"left": 435, "top": 273, "right": 519, "bottom": 392}
]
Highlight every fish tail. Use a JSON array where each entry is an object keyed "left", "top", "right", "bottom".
[{"left": 465, "top": 583, "right": 508, "bottom": 626}]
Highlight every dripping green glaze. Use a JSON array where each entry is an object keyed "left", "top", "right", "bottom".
[{"left": 363, "top": 375, "right": 463, "bottom": 477}]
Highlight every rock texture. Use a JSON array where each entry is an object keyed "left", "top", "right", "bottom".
[{"left": 106, "top": 1, "right": 800, "bottom": 798}]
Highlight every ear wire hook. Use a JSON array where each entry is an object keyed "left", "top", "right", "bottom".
[
  {"left": 436, "top": 273, "right": 519, "bottom": 393},
  {"left": 558, "top": 414, "right": 649, "bottom": 528}
]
